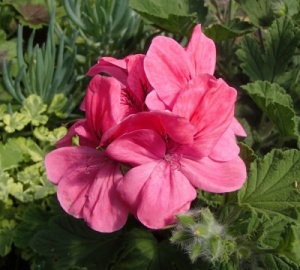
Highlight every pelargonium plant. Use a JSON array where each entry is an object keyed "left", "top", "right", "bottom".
[{"left": 45, "top": 25, "right": 246, "bottom": 233}]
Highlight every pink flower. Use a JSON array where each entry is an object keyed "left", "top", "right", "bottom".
[
  {"left": 104, "top": 75, "right": 247, "bottom": 228},
  {"left": 87, "top": 54, "right": 152, "bottom": 119},
  {"left": 145, "top": 24, "right": 216, "bottom": 110},
  {"left": 45, "top": 23, "right": 247, "bottom": 232},
  {"left": 45, "top": 75, "right": 128, "bottom": 233},
  {"left": 104, "top": 112, "right": 197, "bottom": 229}
]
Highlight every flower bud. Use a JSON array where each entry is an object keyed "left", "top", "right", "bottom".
[{"left": 171, "top": 208, "right": 236, "bottom": 264}]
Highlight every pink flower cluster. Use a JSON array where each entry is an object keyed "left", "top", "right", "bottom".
[{"left": 45, "top": 25, "right": 247, "bottom": 233}]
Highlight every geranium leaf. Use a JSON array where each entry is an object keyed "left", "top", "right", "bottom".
[
  {"left": 14, "top": 205, "right": 52, "bottom": 249},
  {"left": 3, "top": 112, "right": 30, "bottom": 133},
  {"left": 0, "top": 228, "right": 13, "bottom": 256},
  {"left": 114, "top": 228, "right": 193, "bottom": 270},
  {"left": 237, "top": 16, "right": 300, "bottom": 83},
  {"left": 129, "top": 0, "right": 207, "bottom": 36},
  {"left": 47, "top": 94, "right": 68, "bottom": 117},
  {"left": 236, "top": 0, "right": 274, "bottom": 27},
  {"left": 253, "top": 253, "right": 299, "bottom": 270},
  {"left": 205, "top": 19, "right": 254, "bottom": 42},
  {"left": 30, "top": 215, "right": 125, "bottom": 269},
  {"left": 238, "top": 142, "right": 257, "bottom": 171},
  {"left": 21, "top": 95, "right": 48, "bottom": 126},
  {"left": 276, "top": 223, "right": 300, "bottom": 264},
  {"left": 0, "top": 139, "right": 23, "bottom": 171},
  {"left": 238, "top": 149, "right": 300, "bottom": 220},
  {"left": 241, "top": 81, "right": 299, "bottom": 139},
  {"left": 15, "top": 137, "right": 44, "bottom": 162}
]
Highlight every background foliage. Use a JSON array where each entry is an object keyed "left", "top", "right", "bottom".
[{"left": 1, "top": 0, "right": 300, "bottom": 269}]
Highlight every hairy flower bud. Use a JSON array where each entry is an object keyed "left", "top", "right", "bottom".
[{"left": 171, "top": 208, "right": 236, "bottom": 263}]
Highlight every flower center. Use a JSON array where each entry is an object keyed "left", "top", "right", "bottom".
[{"left": 164, "top": 153, "right": 182, "bottom": 170}]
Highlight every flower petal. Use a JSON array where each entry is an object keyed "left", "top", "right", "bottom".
[
  {"left": 180, "top": 156, "right": 247, "bottom": 193},
  {"left": 209, "top": 127, "right": 240, "bottom": 161},
  {"left": 145, "top": 90, "right": 169, "bottom": 110},
  {"left": 87, "top": 57, "right": 128, "bottom": 86},
  {"left": 101, "top": 111, "right": 194, "bottom": 146},
  {"left": 117, "top": 161, "right": 197, "bottom": 229},
  {"left": 106, "top": 129, "right": 166, "bottom": 166},
  {"left": 126, "top": 54, "right": 152, "bottom": 103},
  {"left": 144, "top": 36, "right": 193, "bottom": 107},
  {"left": 45, "top": 147, "right": 128, "bottom": 232},
  {"left": 85, "top": 75, "right": 121, "bottom": 137},
  {"left": 186, "top": 24, "right": 216, "bottom": 76},
  {"left": 231, "top": 117, "right": 247, "bottom": 137},
  {"left": 173, "top": 75, "right": 237, "bottom": 157}
]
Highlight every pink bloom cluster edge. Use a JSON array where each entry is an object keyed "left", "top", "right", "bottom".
[{"left": 45, "top": 24, "right": 247, "bottom": 233}]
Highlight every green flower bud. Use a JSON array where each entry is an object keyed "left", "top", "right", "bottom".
[{"left": 171, "top": 208, "right": 237, "bottom": 264}]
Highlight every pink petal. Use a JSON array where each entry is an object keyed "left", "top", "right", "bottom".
[
  {"left": 45, "top": 147, "right": 128, "bottom": 232},
  {"left": 173, "top": 75, "right": 237, "bottom": 157},
  {"left": 87, "top": 57, "right": 128, "bottom": 86},
  {"left": 144, "top": 36, "right": 194, "bottom": 107},
  {"left": 231, "top": 117, "right": 247, "bottom": 137},
  {"left": 55, "top": 119, "right": 86, "bottom": 148},
  {"left": 126, "top": 54, "right": 151, "bottom": 103},
  {"left": 209, "top": 128, "right": 240, "bottom": 161},
  {"left": 101, "top": 111, "right": 194, "bottom": 146},
  {"left": 117, "top": 161, "right": 197, "bottom": 229},
  {"left": 145, "top": 91, "right": 169, "bottom": 111},
  {"left": 106, "top": 129, "right": 166, "bottom": 166},
  {"left": 85, "top": 75, "right": 121, "bottom": 137},
  {"left": 180, "top": 156, "right": 247, "bottom": 193},
  {"left": 74, "top": 121, "right": 100, "bottom": 148},
  {"left": 186, "top": 24, "right": 216, "bottom": 76}
]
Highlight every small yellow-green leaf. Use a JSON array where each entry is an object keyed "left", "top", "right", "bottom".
[
  {"left": 0, "top": 139, "right": 24, "bottom": 170},
  {"left": 3, "top": 112, "right": 30, "bottom": 133},
  {"left": 47, "top": 127, "right": 67, "bottom": 144},
  {"left": 21, "top": 94, "right": 48, "bottom": 126},
  {"left": 48, "top": 94, "right": 68, "bottom": 117},
  {"left": 15, "top": 137, "right": 44, "bottom": 162},
  {"left": 33, "top": 126, "right": 50, "bottom": 141}
]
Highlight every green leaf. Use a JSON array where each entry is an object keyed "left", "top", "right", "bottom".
[
  {"left": 115, "top": 228, "right": 193, "bottom": 270},
  {"left": 0, "top": 171, "right": 12, "bottom": 202},
  {"left": 238, "top": 142, "right": 258, "bottom": 171},
  {"left": 7, "top": 178, "right": 33, "bottom": 202},
  {"left": 0, "top": 228, "right": 13, "bottom": 256},
  {"left": 47, "top": 93, "right": 68, "bottom": 117},
  {"left": 254, "top": 253, "right": 299, "bottom": 270},
  {"left": 33, "top": 126, "right": 67, "bottom": 144},
  {"left": 0, "top": 139, "right": 23, "bottom": 170},
  {"left": 3, "top": 112, "right": 30, "bottom": 132},
  {"left": 277, "top": 223, "right": 300, "bottom": 264},
  {"left": 129, "top": 0, "right": 207, "bottom": 36},
  {"left": 242, "top": 81, "right": 299, "bottom": 139},
  {"left": 14, "top": 205, "right": 52, "bottom": 249},
  {"left": 21, "top": 94, "right": 48, "bottom": 126},
  {"left": 15, "top": 137, "right": 44, "bottom": 162},
  {"left": 205, "top": 19, "right": 254, "bottom": 42},
  {"left": 236, "top": 0, "right": 274, "bottom": 27},
  {"left": 236, "top": 16, "right": 300, "bottom": 83},
  {"left": 238, "top": 149, "right": 300, "bottom": 220},
  {"left": 30, "top": 215, "right": 125, "bottom": 269}
]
